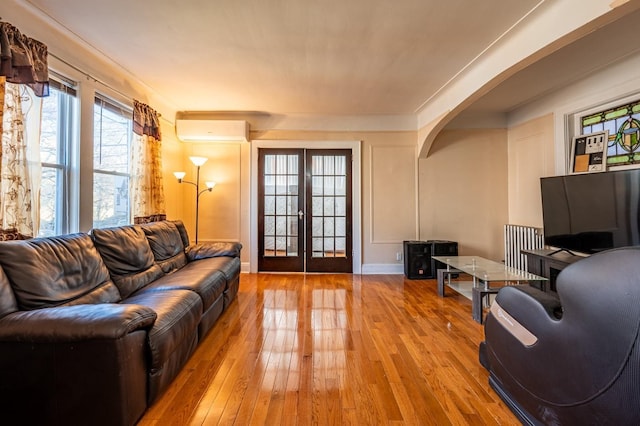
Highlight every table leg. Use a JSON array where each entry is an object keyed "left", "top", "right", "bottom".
[
  {"left": 437, "top": 268, "right": 460, "bottom": 297},
  {"left": 472, "top": 287, "right": 484, "bottom": 323},
  {"left": 472, "top": 287, "right": 498, "bottom": 324},
  {"left": 437, "top": 269, "right": 446, "bottom": 296}
]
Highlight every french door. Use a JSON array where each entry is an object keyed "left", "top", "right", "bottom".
[{"left": 258, "top": 148, "right": 352, "bottom": 273}]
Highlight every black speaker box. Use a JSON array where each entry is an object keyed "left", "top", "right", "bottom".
[
  {"left": 403, "top": 240, "right": 458, "bottom": 279},
  {"left": 428, "top": 240, "right": 458, "bottom": 279},
  {"left": 403, "top": 241, "right": 431, "bottom": 279}
]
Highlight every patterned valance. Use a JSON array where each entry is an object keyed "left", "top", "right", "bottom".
[
  {"left": 0, "top": 227, "right": 31, "bottom": 241},
  {"left": 134, "top": 214, "right": 167, "bottom": 225},
  {"left": 0, "top": 22, "right": 49, "bottom": 97},
  {"left": 133, "top": 100, "right": 161, "bottom": 140}
]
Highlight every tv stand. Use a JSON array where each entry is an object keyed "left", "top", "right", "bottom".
[
  {"left": 522, "top": 249, "right": 585, "bottom": 292},
  {"left": 547, "top": 248, "right": 577, "bottom": 256}
]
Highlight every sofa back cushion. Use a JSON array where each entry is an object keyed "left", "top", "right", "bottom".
[
  {"left": 0, "top": 266, "right": 18, "bottom": 318},
  {"left": 140, "top": 221, "right": 188, "bottom": 273},
  {"left": 91, "top": 225, "right": 164, "bottom": 298},
  {"left": 172, "top": 220, "right": 191, "bottom": 248},
  {"left": 0, "top": 233, "right": 120, "bottom": 310}
]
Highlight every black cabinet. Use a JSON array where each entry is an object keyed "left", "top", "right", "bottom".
[
  {"left": 403, "top": 240, "right": 458, "bottom": 279},
  {"left": 522, "top": 249, "right": 584, "bottom": 291}
]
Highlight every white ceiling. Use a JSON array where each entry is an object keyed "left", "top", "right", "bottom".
[
  {"left": 466, "top": 5, "right": 640, "bottom": 114},
  {"left": 21, "top": 0, "right": 640, "bottom": 120},
  {"left": 24, "top": 0, "right": 544, "bottom": 115}
]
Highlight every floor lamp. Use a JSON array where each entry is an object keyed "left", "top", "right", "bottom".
[{"left": 173, "top": 156, "right": 216, "bottom": 244}]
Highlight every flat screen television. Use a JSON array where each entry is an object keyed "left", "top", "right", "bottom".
[{"left": 540, "top": 168, "right": 640, "bottom": 254}]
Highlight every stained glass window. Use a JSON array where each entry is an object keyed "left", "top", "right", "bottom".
[{"left": 581, "top": 99, "right": 640, "bottom": 167}]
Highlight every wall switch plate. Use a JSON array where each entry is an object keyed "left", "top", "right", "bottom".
[{"left": 396, "top": 252, "right": 402, "bottom": 261}]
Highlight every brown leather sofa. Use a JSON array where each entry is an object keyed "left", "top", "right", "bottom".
[
  {"left": 480, "top": 247, "right": 640, "bottom": 425},
  {"left": 0, "top": 220, "right": 241, "bottom": 426}
]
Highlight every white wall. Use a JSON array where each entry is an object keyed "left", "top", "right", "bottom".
[
  {"left": 419, "top": 128, "right": 509, "bottom": 261},
  {"left": 507, "top": 114, "right": 554, "bottom": 227}
]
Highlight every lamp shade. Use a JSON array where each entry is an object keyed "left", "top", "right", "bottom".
[
  {"left": 173, "top": 171, "right": 186, "bottom": 180},
  {"left": 189, "top": 156, "right": 208, "bottom": 167},
  {"left": 206, "top": 181, "right": 216, "bottom": 189}
]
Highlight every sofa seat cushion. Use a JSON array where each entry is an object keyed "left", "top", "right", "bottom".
[
  {"left": 187, "top": 256, "right": 240, "bottom": 286},
  {"left": 140, "top": 221, "right": 188, "bottom": 273},
  {"left": 139, "top": 269, "right": 226, "bottom": 311},
  {"left": 91, "top": 225, "right": 164, "bottom": 298},
  {"left": 122, "top": 290, "right": 202, "bottom": 372},
  {"left": 0, "top": 233, "right": 119, "bottom": 310}
]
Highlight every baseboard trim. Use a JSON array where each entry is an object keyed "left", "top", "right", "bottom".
[
  {"left": 360, "top": 263, "right": 404, "bottom": 275},
  {"left": 243, "top": 263, "right": 405, "bottom": 275}
]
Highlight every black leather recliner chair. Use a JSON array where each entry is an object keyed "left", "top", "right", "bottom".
[{"left": 479, "top": 247, "right": 640, "bottom": 425}]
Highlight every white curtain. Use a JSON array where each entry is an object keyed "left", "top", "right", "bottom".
[
  {"left": 0, "top": 21, "right": 48, "bottom": 239},
  {"left": 0, "top": 78, "right": 42, "bottom": 239}
]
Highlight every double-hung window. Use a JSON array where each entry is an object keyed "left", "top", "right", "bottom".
[
  {"left": 39, "top": 76, "right": 76, "bottom": 237},
  {"left": 93, "top": 95, "right": 132, "bottom": 228}
]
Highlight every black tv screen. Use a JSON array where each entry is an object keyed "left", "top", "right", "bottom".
[{"left": 540, "top": 168, "right": 640, "bottom": 254}]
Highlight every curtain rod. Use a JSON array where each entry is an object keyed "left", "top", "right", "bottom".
[{"left": 48, "top": 51, "right": 165, "bottom": 120}]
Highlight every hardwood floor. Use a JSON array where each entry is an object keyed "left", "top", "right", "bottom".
[{"left": 139, "top": 274, "right": 518, "bottom": 425}]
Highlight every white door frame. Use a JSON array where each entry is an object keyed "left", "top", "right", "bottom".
[{"left": 250, "top": 140, "right": 362, "bottom": 273}]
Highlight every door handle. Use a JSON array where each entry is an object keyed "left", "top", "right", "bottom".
[{"left": 298, "top": 210, "right": 304, "bottom": 220}]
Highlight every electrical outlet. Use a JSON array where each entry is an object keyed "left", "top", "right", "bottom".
[{"left": 396, "top": 252, "right": 402, "bottom": 261}]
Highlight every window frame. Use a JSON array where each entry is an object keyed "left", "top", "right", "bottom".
[
  {"left": 92, "top": 93, "right": 133, "bottom": 228},
  {"left": 38, "top": 74, "right": 77, "bottom": 237}
]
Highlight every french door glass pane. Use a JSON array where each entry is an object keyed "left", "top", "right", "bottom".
[
  {"left": 265, "top": 195, "right": 275, "bottom": 215},
  {"left": 335, "top": 176, "right": 346, "bottom": 196},
  {"left": 276, "top": 196, "right": 286, "bottom": 215},
  {"left": 335, "top": 197, "right": 346, "bottom": 216},
  {"left": 324, "top": 217, "right": 334, "bottom": 237},
  {"left": 265, "top": 216, "right": 275, "bottom": 234},
  {"left": 312, "top": 197, "right": 322, "bottom": 215},
  {"left": 324, "top": 197, "right": 334, "bottom": 216},
  {"left": 288, "top": 237, "right": 298, "bottom": 256},
  {"left": 311, "top": 154, "right": 347, "bottom": 258},
  {"left": 263, "top": 154, "right": 299, "bottom": 257},
  {"left": 312, "top": 176, "right": 323, "bottom": 195},
  {"left": 336, "top": 217, "right": 346, "bottom": 236},
  {"left": 287, "top": 195, "right": 298, "bottom": 215},
  {"left": 335, "top": 156, "right": 346, "bottom": 174}
]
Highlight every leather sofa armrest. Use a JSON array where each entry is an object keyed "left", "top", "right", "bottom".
[
  {"left": 186, "top": 241, "right": 242, "bottom": 260},
  {"left": 0, "top": 303, "right": 157, "bottom": 342}
]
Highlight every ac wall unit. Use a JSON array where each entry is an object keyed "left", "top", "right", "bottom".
[{"left": 175, "top": 119, "right": 249, "bottom": 142}]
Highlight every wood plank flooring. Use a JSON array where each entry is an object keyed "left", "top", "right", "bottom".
[{"left": 138, "top": 274, "right": 518, "bottom": 425}]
